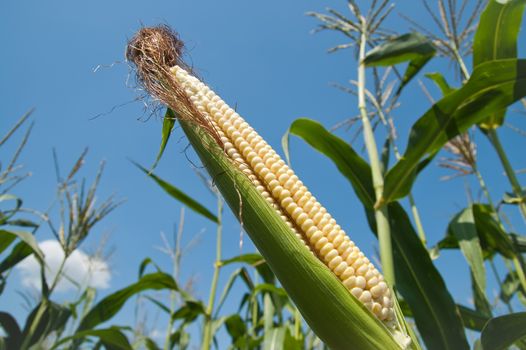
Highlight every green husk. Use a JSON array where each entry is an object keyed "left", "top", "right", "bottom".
[{"left": 178, "top": 117, "right": 405, "bottom": 350}]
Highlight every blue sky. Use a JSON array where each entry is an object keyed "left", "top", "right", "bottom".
[{"left": 1, "top": 0, "right": 525, "bottom": 345}]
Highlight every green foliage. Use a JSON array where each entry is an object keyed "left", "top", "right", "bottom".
[
  {"left": 481, "top": 312, "right": 526, "bottom": 350},
  {"left": 133, "top": 161, "right": 218, "bottom": 223},
  {"left": 77, "top": 272, "right": 179, "bottom": 332},
  {"left": 151, "top": 108, "right": 176, "bottom": 171},
  {"left": 382, "top": 59, "right": 526, "bottom": 204},
  {"left": 473, "top": 0, "right": 526, "bottom": 129},
  {"left": 447, "top": 207, "right": 490, "bottom": 314},
  {"left": 364, "top": 32, "right": 436, "bottom": 94},
  {"left": 289, "top": 118, "right": 469, "bottom": 350},
  {"left": 2, "top": 1, "right": 526, "bottom": 349}
]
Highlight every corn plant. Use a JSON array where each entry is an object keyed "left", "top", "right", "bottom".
[
  {"left": 0, "top": 114, "right": 184, "bottom": 350},
  {"left": 125, "top": 0, "right": 526, "bottom": 349},
  {"left": 126, "top": 25, "right": 414, "bottom": 349}
]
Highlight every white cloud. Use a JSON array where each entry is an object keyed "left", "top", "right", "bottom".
[{"left": 16, "top": 240, "right": 111, "bottom": 292}]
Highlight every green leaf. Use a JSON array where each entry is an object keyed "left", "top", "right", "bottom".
[
  {"left": 447, "top": 207, "right": 489, "bottom": 314},
  {"left": 170, "top": 328, "right": 190, "bottom": 349},
  {"left": 457, "top": 305, "right": 491, "bottom": 332},
  {"left": 425, "top": 73, "right": 455, "bottom": 96},
  {"left": 143, "top": 337, "right": 161, "bottom": 350},
  {"left": 144, "top": 295, "right": 171, "bottom": 315},
  {"left": 171, "top": 300, "right": 206, "bottom": 323},
  {"left": 472, "top": 204, "right": 515, "bottom": 259},
  {"left": 281, "top": 128, "right": 291, "bottom": 167},
  {"left": 0, "top": 312, "right": 21, "bottom": 349},
  {"left": 382, "top": 59, "right": 526, "bottom": 204},
  {"left": 0, "top": 234, "right": 16, "bottom": 255},
  {"left": 225, "top": 314, "right": 247, "bottom": 342},
  {"left": 263, "top": 293, "right": 275, "bottom": 333},
  {"left": 51, "top": 327, "right": 132, "bottom": 350},
  {"left": 138, "top": 257, "right": 161, "bottom": 278},
  {"left": 481, "top": 312, "right": 526, "bottom": 350},
  {"left": 222, "top": 253, "right": 275, "bottom": 284},
  {"left": 180, "top": 119, "right": 402, "bottom": 350},
  {"left": 21, "top": 301, "right": 71, "bottom": 347},
  {"left": 0, "top": 230, "right": 44, "bottom": 277},
  {"left": 435, "top": 204, "right": 515, "bottom": 259},
  {"left": 133, "top": 161, "right": 218, "bottom": 223},
  {"left": 0, "top": 230, "right": 43, "bottom": 262},
  {"left": 502, "top": 188, "right": 526, "bottom": 205},
  {"left": 289, "top": 119, "right": 467, "bottom": 349},
  {"left": 364, "top": 32, "right": 436, "bottom": 93},
  {"left": 388, "top": 203, "right": 469, "bottom": 350},
  {"left": 263, "top": 327, "right": 302, "bottom": 350},
  {"left": 151, "top": 109, "right": 176, "bottom": 171},
  {"left": 0, "top": 195, "right": 22, "bottom": 226},
  {"left": 77, "top": 272, "right": 179, "bottom": 331},
  {"left": 215, "top": 268, "right": 251, "bottom": 317},
  {"left": 399, "top": 301, "right": 489, "bottom": 332},
  {"left": 473, "top": 0, "right": 526, "bottom": 129},
  {"left": 500, "top": 271, "right": 525, "bottom": 303}
]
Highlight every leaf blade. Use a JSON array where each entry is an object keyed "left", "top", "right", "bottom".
[
  {"left": 473, "top": 0, "right": 526, "bottom": 129},
  {"left": 383, "top": 59, "right": 526, "bottom": 204},
  {"left": 364, "top": 32, "right": 436, "bottom": 93},
  {"left": 481, "top": 312, "right": 526, "bottom": 350},
  {"left": 133, "top": 161, "right": 218, "bottom": 223}
]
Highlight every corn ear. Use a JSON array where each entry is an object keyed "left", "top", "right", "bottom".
[
  {"left": 179, "top": 118, "right": 403, "bottom": 349},
  {"left": 126, "top": 26, "right": 413, "bottom": 349},
  {"left": 174, "top": 66, "right": 395, "bottom": 322}
]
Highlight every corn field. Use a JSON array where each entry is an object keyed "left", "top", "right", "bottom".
[{"left": 1, "top": 0, "right": 526, "bottom": 349}]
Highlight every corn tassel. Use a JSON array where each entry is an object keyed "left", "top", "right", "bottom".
[{"left": 172, "top": 66, "right": 395, "bottom": 323}]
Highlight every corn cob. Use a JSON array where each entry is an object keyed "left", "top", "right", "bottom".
[
  {"left": 171, "top": 65, "right": 394, "bottom": 323},
  {"left": 126, "top": 25, "right": 395, "bottom": 324}
]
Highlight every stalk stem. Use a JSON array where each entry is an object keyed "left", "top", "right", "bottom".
[
  {"left": 486, "top": 129, "right": 526, "bottom": 221},
  {"left": 453, "top": 47, "right": 470, "bottom": 82},
  {"left": 164, "top": 208, "right": 185, "bottom": 350},
  {"left": 202, "top": 197, "right": 223, "bottom": 350},
  {"left": 369, "top": 87, "right": 428, "bottom": 245},
  {"left": 358, "top": 24, "right": 395, "bottom": 286}
]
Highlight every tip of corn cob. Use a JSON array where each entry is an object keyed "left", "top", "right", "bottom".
[
  {"left": 126, "top": 25, "right": 184, "bottom": 72},
  {"left": 126, "top": 26, "right": 223, "bottom": 147}
]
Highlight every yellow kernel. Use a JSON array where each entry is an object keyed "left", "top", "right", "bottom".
[
  {"left": 359, "top": 291, "right": 372, "bottom": 303},
  {"left": 333, "top": 261, "right": 348, "bottom": 275},
  {"left": 355, "top": 276, "right": 366, "bottom": 289},
  {"left": 305, "top": 226, "right": 318, "bottom": 238},
  {"left": 356, "top": 264, "right": 370, "bottom": 276},
  {"left": 372, "top": 302, "right": 382, "bottom": 315},
  {"left": 314, "top": 237, "right": 329, "bottom": 250},
  {"left": 296, "top": 213, "right": 309, "bottom": 225},
  {"left": 301, "top": 219, "right": 314, "bottom": 232},
  {"left": 367, "top": 277, "right": 379, "bottom": 288},
  {"left": 370, "top": 284, "right": 386, "bottom": 299},
  {"left": 343, "top": 276, "right": 356, "bottom": 289},
  {"left": 351, "top": 287, "right": 363, "bottom": 298},
  {"left": 320, "top": 247, "right": 341, "bottom": 262},
  {"left": 340, "top": 266, "right": 355, "bottom": 280},
  {"left": 327, "top": 254, "right": 341, "bottom": 268},
  {"left": 309, "top": 231, "right": 324, "bottom": 243}
]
